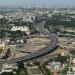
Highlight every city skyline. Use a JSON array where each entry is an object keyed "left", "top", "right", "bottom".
[{"left": 0, "top": 0, "right": 75, "bottom": 7}]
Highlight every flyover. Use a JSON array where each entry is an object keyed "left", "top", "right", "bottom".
[{"left": 4, "top": 21, "right": 58, "bottom": 63}]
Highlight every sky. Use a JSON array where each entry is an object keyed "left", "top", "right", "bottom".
[{"left": 0, "top": 0, "right": 75, "bottom": 7}]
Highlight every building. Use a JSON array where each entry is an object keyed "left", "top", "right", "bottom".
[
  {"left": 50, "top": 61, "right": 61, "bottom": 71},
  {"left": 0, "top": 15, "right": 4, "bottom": 19},
  {"left": 67, "top": 71, "right": 75, "bottom": 75},
  {"left": 21, "top": 15, "right": 33, "bottom": 22},
  {"left": 11, "top": 26, "right": 30, "bottom": 35},
  {"left": 0, "top": 63, "right": 18, "bottom": 74}
]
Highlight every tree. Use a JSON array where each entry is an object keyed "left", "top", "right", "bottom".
[
  {"left": 7, "top": 48, "right": 11, "bottom": 54},
  {"left": 42, "top": 64, "right": 53, "bottom": 75},
  {"left": 60, "top": 66, "right": 69, "bottom": 75},
  {"left": 0, "top": 30, "right": 6, "bottom": 38},
  {"left": 54, "top": 54, "right": 68, "bottom": 63},
  {"left": 19, "top": 70, "right": 25, "bottom": 75}
]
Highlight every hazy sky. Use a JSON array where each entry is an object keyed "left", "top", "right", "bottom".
[{"left": 0, "top": 0, "right": 75, "bottom": 7}]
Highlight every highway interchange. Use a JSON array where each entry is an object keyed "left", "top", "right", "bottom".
[{"left": 1, "top": 21, "right": 58, "bottom": 63}]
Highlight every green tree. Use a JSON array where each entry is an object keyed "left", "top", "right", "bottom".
[{"left": 60, "top": 66, "right": 69, "bottom": 75}]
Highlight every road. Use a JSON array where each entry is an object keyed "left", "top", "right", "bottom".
[{"left": 1, "top": 21, "right": 58, "bottom": 63}]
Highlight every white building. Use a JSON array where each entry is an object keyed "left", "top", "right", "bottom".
[
  {"left": 22, "top": 16, "right": 33, "bottom": 22},
  {"left": 11, "top": 26, "right": 30, "bottom": 35},
  {"left": 50, "top": 61, "right": 61, "bottom": 71}
]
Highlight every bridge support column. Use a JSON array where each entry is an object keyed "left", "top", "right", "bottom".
[{"left": 17, "top": 62, "right": 24, "bottom": 75}]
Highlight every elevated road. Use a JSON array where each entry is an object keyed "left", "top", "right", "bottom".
[{"left": 2, "top": 21, "right": 58, "bottom": 63}]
